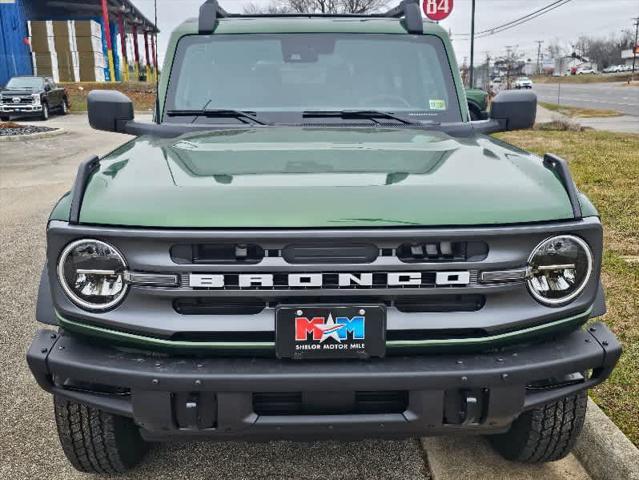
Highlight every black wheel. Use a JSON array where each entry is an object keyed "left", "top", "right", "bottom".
[
  {"left": 40, "top": 102, "right": 49, "bottom": 121},
  {"left": 60, "top": 98, "right": 69, "bottom": 115},
  {"left": 54, "top": 396, "right": 149, "bottom": 474},
  {"left": 488, "top": 391, "right": 587, "bottom": 463},
  {"left": 0, "top": 115, "right": 9, "bottom": 122}
]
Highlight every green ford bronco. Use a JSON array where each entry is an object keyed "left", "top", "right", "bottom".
[{"left": 27, "top": 0, "right": 621, "bottom": 474}]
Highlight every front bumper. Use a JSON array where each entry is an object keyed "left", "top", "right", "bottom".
[
  {"left": 28, "top": 323, "right": 620, "bottom": 440},
  {"left": 0, "top": 105, "right": 42, "bottom": 113}
]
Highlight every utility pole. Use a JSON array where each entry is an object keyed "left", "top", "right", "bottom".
[
  {"left": 536, "top": 40, "right": 544, "bottom": 75},
  {"left": 631, "top": 17, "right": 639, "bottom": 84},
  {"left": 469, "top": 0, "right": 476, "bottom": 88},
  {"left": 482, "top": 51, "right": 491, "bottom": 91},
  {"left": 505, "top": 45, "right": 514, "bottom": 89}
]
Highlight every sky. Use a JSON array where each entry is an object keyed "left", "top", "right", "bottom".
[{"left": 132, "top": 0, "right": 638, "bottom": 64}]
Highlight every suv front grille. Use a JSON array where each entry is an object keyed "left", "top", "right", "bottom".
[{"left": 49, "top": 218, "right": 602, "bottom": 353}]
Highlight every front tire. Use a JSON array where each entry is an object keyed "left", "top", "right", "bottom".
[
  {"left": 60, "top": 98, "right": 69, "bottom": 115},
  {"left": 54, "top": 396, "right": 149, "bottom": 474},
  {"left": 488, "top": 390, "right": 587, "bottom": 463}
]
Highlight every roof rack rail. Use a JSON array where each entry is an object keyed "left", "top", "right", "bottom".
[
  {"left": 199, "top": 0, "right": 228, "bottom": 34},
  {"left": 384, "top": 0, "right": 423, "bottom": 34},
  {"left": 197, "top": 0, "right": 424, "bottom": 34}
]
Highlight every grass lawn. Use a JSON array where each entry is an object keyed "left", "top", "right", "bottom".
[
  {"left": 61, "top": 82, "right": 157, "bottom": 112},
  {"left": 539, "top": 101, "right": 622, "bottom": 118},
  {"left": 496, "top": 129, "right": 639, "bottom": 446}
]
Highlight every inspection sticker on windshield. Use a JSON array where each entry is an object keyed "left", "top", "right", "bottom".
[{"left": 429, "top": 99, "right": 447, "bottom": 110}]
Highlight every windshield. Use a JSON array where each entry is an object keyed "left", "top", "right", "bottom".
[
  {"left": 5, "top": 77, "right": 44, "bottom": 90},
  {"left": 165, "top": 34, "right": 461, "bottom": 123}
]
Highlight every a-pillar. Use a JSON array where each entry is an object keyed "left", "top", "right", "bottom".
[{"left": 100, "top": 0, "right": 115, "bottom": 82}]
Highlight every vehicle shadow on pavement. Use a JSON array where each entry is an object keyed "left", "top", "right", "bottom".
[{"left": 126, "top": 439, "right": 430, "bottom": 480}]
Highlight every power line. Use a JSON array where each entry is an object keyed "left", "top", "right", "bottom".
[
  {"left": 453, "top": 0, "right": 573, "bottom": 38},
  {"left": 476, "top": 0, "right": 573, "bottom": 39}
]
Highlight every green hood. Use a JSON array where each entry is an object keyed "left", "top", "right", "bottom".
[{"left": 70, "top": 127, "right": 576, "bottom": 228}]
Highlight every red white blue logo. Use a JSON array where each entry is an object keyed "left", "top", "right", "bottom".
[{"left": 295, "top": 314, "right": 365, "bottom": 343}]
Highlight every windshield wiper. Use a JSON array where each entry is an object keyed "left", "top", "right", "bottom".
[
  {"left": 166, "top": 109, "right": 268, "bottom": 125},
  {"left": 303, "top": 110, "right": 422, "bottom": 125}
]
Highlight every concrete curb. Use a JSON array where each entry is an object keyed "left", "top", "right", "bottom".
[
  {"left": 573, "top": 399, "right": 639, "bottom": 480},
  {"left": 421, "top": 437, "right": 590, "bottom": 480},
  {"left": 0, "top": 128, "right": 67, "bottom": 142}
]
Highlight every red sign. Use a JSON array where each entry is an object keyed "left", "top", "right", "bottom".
[{"left": 422, "top": 0, "right": 454, "bottom": 21}]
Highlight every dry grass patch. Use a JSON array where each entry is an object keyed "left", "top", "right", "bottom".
[
  {"left": 60, "top": 82, "right": 157, "bottom": 112},
  {"left": 539, "top": 102, "right": 622, "bottom": 118},
  {"left": 496, "top": 129, "right": 639, "bottom": 445}
]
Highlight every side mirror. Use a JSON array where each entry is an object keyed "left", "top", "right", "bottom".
[
  {"left": 44, "top": 84, "right": 51, "bottom": 92},
  {"left": 87, "top": 90, "right": 134, "bottom": 133},
  {"left": 472, "top": 90, "right": 537, "bottom": 134}
]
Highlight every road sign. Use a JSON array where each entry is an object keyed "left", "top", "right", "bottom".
[{"left": 422, "top": 0, "right": 454, "bottom": 21}]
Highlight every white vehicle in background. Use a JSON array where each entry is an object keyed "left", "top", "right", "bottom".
[
  {"left": 576, "top": 67, "right": 596, "bottom": 75},
  {"left": 514, "top": 76, "right": 533, "bottom": 89}
]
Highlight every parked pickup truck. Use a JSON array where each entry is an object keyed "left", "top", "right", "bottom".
[
  {"left": 465, "top": 87, "right": 489, "bottom": 120},
  {"left": 27, "top": 0, "right": 621, "bottom": 474},
  {"left": 0, "top": 76, "right": 68, "bottom": 121}
]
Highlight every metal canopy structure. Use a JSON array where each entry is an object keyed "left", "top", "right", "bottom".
[
  {"left": 28, "top": 0, "right": 158, "bottom": 33},
  {"left": 26, "top": 0, "right": 159, "bottom": 82}
]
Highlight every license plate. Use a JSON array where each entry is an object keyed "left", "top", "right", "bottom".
[{"left": 276, "top": 305, "right": 386, "bottom": 360}]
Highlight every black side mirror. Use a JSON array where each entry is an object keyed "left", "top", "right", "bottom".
[
  {"left": 472, "top": 90, "right": 537, "bottom": 134},
  {"left": 44, "top": 84, "right": 51, "bottom": 91},
  {"left": 87, "top": 90, "right": 134, "bottom": 133}
]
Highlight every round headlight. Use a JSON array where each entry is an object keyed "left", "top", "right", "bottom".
[
  {"left": 527, "top": 235, "right": 593, "bottom": 306},
  {"left": 57, "top": 239, "right": 128, "bottom": 311}
]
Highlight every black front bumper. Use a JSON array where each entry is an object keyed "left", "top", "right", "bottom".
[{"left": 27, "top": 323, "right": 620, "bottom": 440}]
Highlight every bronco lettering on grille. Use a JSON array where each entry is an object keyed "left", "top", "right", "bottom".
[{"left": 188, "top": 271, "right": 471, "bottom": 289}]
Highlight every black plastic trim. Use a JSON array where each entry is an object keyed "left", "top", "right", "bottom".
[
  {"left": 199, "top": 0, "right": 228, "bottom": 34},
  {"left": 26, "top": 323, "right": 621, "bottom": 438},
  {"left": 543, "top": 153, "right": 583, "bottom": 220},
  {"left": 591, "top": 281, "right": 607, "bottom": 318},
  {"left": 36, "top": 265, "right": 58, "bottom": 325},
  {"left": 68, "top": 155, "right": 99, "bottom": 225},
  {"left": 385, "top": 0, "right": 424, "bottom": 34}
]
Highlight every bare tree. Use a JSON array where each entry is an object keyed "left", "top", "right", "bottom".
[
  {"left": 244, "top": 0, "right": 389, "bottom": 14},
  {"left": 340, "top": 0, "right": 389, "bottom": 13},
  {"left": 568, "top": 31, "right": 635, "bottom": 70},
  {"left": 243, "top": 2, "right": 292, "bottom": 14}
]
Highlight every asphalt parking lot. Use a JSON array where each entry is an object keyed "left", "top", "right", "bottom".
[
  {"left": 533, "top": 81, "right": 639, "bottom": 116},
  {"left": 0, "top": 113, "right": 432, "bottom": 480}
]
